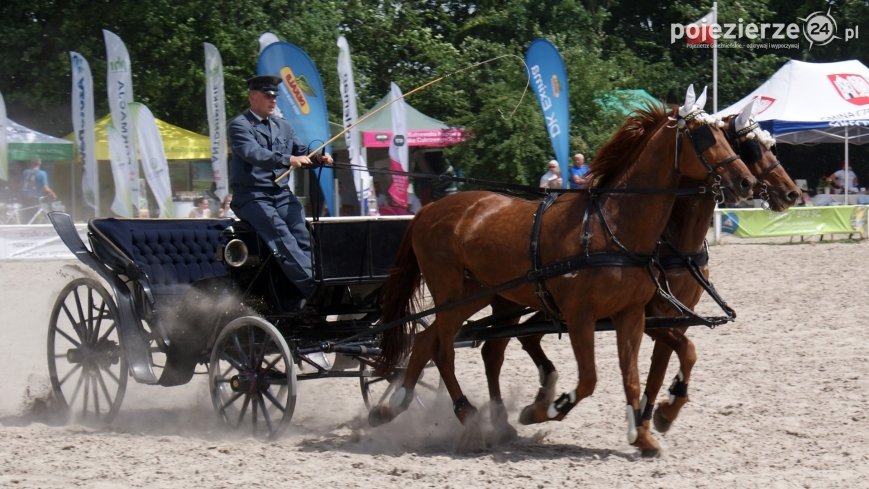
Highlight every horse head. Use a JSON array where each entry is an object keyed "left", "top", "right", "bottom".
[
  {"left": 726, "top": 100, "right": 801, "bottom": 211},
  {"left": 675, "top": 85, "right": 756, "bottom": 202}
]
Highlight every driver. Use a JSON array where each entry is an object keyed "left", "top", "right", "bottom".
[{"left": 228, "top": 74, "right": 333, "bottom": 307}]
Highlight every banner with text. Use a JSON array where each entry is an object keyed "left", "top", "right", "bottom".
[
  {"left": 721, "top": 206, "right": 867, "bottom": 238},
  {"left": 133, "top": 103, "right": 174, "bottom": 217},
  {"left": 258, "top": 42, "right": 334, "bottom": 215},
  {"left": 337, "top": 35, "right": 370, "bottom": 215},
  {"left": 70, "top": 51, "right": 98, "bottom": 213},
  {"left": 525, "top": 38, "right": 570, "bottom": 185},
  {"left": 103, "top": 29, "right": 137, "bottom": 217},
  {"left": 204, "top": 43, "right": 228, "bottom": 200}
]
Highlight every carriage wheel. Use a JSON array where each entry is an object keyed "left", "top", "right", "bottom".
[
  {"left": 208, "top": 316, "right": 297, "bottom": 439},
  {"left": 359, "top": 318, "right": 441, "bottom": 409},
  {"left": 47, "top": 277, "right": 128, "bottom": 423}
]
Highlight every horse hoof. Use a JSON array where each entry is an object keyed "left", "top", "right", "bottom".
[
  {"left": 456, "top": 417, "right": 486, "bottom": 453},
  {"left": 488, "top": 421, "right": 518, "bottom": 445},
  {"left": 518, "top": 404, "right": 538, "bottom": 425},
  {"left": 652, "top": 404, "right": 673, "bottom": 433},
  {"left": 641, "top": 446, "right": 661, "bottom": 458},
  {"left": 368, "top": 406, "right": 394, "bottom": 427}
]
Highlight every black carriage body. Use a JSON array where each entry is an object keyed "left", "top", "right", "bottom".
[{"left": 50, "top": 211, "right": 411, "bottom": 387}]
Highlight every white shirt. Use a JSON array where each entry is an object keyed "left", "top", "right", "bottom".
[
  {"left": 832, "top": 169, "right": 858, "bottom": 192},
  {"left": 539, "top": 170, "right": 562, "bottom": 189}
]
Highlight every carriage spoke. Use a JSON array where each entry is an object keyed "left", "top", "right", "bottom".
[
  {"left": 91, "top": 371, "right": 102, "bottom": 418},
  {"left": 56, "top": 326, "right": 82, "bottom": 348},
  {"left": 256, "top": 394, "right": 275, "bottom": 435},
  {"left": 217, "top": 391, "right": 244, "bottom": 416},
  {"left": 234, "top": 394, "right": 251, "bottom": 427},
  {"left": 96, "top": 321, "right": 117, "bottom": 345},
  {"left": 67, "top": 367, "right": 87, "bottom": 407},
  {"left": 81, "top": 370, "right": 91, "bottom": 418},
  {"left": 61, "top": 303, "right": 86, "bottom": 342},
  {"left": 57, "top": 363, "right": 83, "bottom": 388},
  {"left": 95, "top": 366, "right": 116, "bottom": 408},
  {"left": 90, "top": 299, "right": 110, "bottom": 344},
  {"left": 261, "top": 389, "right": 287, "bottom": 414},
  {"left": 251, "top": 395, "right": 258, "bottom": 435},
  {"left": 232, "top": 334, "right": 249, "bottom": 367},
  {"left": 218, "top": 351, "right": 245, "bottom": 373}
]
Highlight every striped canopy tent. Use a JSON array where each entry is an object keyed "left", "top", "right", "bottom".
[
  {"left": 6, "top": 118, "right": 74, "bottom": 161},
  {"left": 65, "top": 113, "right": 210, "bottom": 160}
]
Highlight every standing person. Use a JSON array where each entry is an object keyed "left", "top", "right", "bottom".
[
  {"left": 568, "top": 153, "right": 591, "bottom": 189},
  {"left": 539, "top": 159, "right": 562, "bottom": 189},
  {"left": 20, "top": 159, "right": 57, "bottom": 204},
  {"left": 228, "top": 74, "right": 333, "bottom": 305}
]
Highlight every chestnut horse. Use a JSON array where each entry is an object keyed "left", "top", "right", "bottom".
[
  {"left": 478, "top": 99, "right": 801, "bottom": 451},
  {"left": 370, "top": 86, "right": 755, "bottom": 456}
]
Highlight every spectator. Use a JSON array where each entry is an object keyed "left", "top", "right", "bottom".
[
  {"left": 539, "top": 159, "right": 562, "bottom": 189},
  {"left": 568, "top": 153, "right": 591, "bottom": 189},
  {"left": 217, "top": 193, "right": 236, "bottom": 218},
  {"left": 829, "top": 161, "right": 858, "bottom": 194},
  {"left": 188, "top": 197, "right": 212, "bottom": 218},
  {"left": 20, "top": 159, "right": 57, "bottom": 204}
]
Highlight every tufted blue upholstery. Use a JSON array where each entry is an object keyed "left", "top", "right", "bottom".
[{"left": 89, "top": 218, "right": 235, "bottom": 299}]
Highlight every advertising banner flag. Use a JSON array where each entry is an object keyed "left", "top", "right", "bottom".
[
  {"left": 0, "top": 91, "right": 7, "bottom": 181},
  {"left": 337, "top": 35, "right": 371, "bottom": 215},
  {"left": 258, "top": 42, "right": 334, "bottom": 215},
  {"left": 387, "top": 82, "right": 409, "bottom": 208},
  {"left": 70, "top": 51, "right": 98, "bottom": 214},
  {"left": 204, "top": 43, "right": 228, "bottom": 200},
  {"left": 103, "top": 29, "right": 137, "bottom": 216},
  {"left": 525, "top": 38, "right": 570, "bottom": 186},
  {"left": 106, "top": 125, "right": 131, "bottom": 216},
  {"left": 132, "top": 103, "right": 174, "bottom": 217}
]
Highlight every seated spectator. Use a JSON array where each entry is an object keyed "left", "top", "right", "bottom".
[{"left": 188, "top": 197, "right": 212, "bottom": 218}]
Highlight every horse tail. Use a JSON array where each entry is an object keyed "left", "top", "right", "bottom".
[{"left": 376, "top": 217, "right": 423, "bottom": 375}]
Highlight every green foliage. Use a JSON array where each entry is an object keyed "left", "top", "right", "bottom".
[{"left": 0, "top": 0, "right": 864, "bottom": 185}]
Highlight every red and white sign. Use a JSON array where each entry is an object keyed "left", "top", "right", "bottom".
[{"left": 827, "top": 73, "right": 869, "bottom": 106}]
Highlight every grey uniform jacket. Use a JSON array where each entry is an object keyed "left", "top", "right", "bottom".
[{"left": 228, "top": 110, "right": 307, "bottom": 190}]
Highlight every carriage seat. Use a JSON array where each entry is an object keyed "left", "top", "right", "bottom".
[{"left": 88, "top": 218, "right": 235, "bottom": 302}]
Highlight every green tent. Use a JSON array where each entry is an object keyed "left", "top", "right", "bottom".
[
  {"left": 596, "top": 89, "right": 663, "bottom": 115},
  {"left": 6, "top": 119, "right": 74, "bottom": 161}
]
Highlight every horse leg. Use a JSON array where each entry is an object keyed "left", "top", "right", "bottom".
[
  {"left": 368, "top": 325, "right": 437, "bottom": 426},
  {"left": 516, "top": 334, "right": 559, "bottom": 425},
  {"left": 518, "top": 319, "right": 597, "bottom": 425},
  {"left": 640, "top": 330, "right": 674, "bottom": 431},
  {"left": 613, "top": 309, "right": 660, "bottom": 457},
  {"left": 481, "top": 338, "right": 517, "bottom": 442},
  {"left": 653, "top": 328, "right": 696, "bottom": 433}
]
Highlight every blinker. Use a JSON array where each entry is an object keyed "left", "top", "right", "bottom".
[{"left": 690, "top": 124, "right": 715, "bottom": 154}]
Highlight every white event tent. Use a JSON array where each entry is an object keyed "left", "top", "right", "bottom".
[{"left": 716, "top": 60, "right": 869, "bottom": 196}]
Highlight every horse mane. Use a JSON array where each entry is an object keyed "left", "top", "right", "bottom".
[{"left": 589, "top": 103, "right": 672, "bottom": 186}]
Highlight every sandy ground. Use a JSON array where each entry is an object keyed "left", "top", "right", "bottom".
[{"left": 1, "top": 238, "right": 868, "bottom": 488}]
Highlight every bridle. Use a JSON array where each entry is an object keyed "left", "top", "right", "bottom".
[
  {"left": 725, "top": 117, "right": 780, "bottom": 205},
  {"left": 673, "top": 108, "right": 743, "bottom": 204}
]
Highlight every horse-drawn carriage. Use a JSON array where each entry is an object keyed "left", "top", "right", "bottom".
[
  {"left": 44, "top": 87, "right": 800, "bottom": 455},
  {"left": 47, "top": 211, "right": 420, "bottom": 438}
]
